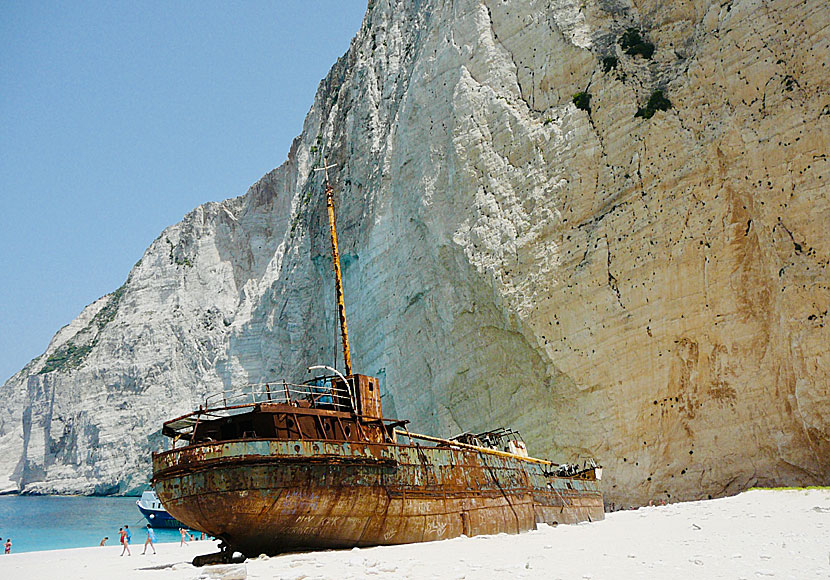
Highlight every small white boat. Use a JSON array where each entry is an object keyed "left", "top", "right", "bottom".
[{"left": 136, "top": 489, "right": 184, "bottom": 528}]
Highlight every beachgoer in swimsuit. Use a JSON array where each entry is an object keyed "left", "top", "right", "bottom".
[
  {"left": 142, "top": 525, "right": 156, "bottom": 555},
  {"left": 4, "top": 538, "right": 11, "bottom": 554},
  {"left": 99, "top": 536, "right": 108, "bottom": 546},
  {"left": 179, "top": 527, "right": 189, "bottom": 546},
  {"left": 119, "top": 527, "right": 131, "bottom": 556}
]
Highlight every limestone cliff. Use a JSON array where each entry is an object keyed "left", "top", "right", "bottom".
[{"left": 1, "top": 0, "right": 827, "bottom": 505}]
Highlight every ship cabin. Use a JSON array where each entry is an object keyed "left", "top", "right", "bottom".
[{"left": 161, "top": 374, "right": 408, "bottom": 447}]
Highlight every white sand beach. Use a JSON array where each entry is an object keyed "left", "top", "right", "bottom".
[{"left": 1, "top": 489, "right": 827, "bottom": 580}]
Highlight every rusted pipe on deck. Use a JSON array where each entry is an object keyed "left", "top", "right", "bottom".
[{"left": 393, "top": 429, "right": 556, "bottom": 466}]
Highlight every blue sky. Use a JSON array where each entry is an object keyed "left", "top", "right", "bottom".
[{"left": 0, "top": 2, "right": 368, "bottom": 383}]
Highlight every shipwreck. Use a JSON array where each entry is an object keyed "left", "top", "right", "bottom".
[{"left": 151, "top": 162, "right": 604, "bottom": 564}]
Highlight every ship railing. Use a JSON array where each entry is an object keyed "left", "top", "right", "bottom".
[
  {"left": 161, "top": 378, "right": 361, "bottom": 440},
  {"left": 202, "top": 379, "right": 354, "bottom": 414}
]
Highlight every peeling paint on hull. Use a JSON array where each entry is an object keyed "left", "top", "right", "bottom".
[{"left": 153, "top": 439, "right": 604, "bottom": 556}]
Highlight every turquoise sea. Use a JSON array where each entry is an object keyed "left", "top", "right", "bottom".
[{"left": 0, "top": 495, "right": 195, "bottom": 554}]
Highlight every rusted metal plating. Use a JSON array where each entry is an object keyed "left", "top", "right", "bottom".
[
  {"left": 153, "top": 438, "right": 603, "bottom": 556},
  {"left": 152, "top": 373, "right": 603, "bottom": 556}
]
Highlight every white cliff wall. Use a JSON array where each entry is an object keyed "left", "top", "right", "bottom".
[{"left": 0, "top": 0, "right": 827, "bottom": 505}]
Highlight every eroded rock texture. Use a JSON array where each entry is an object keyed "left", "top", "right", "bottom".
[{"left": 1, "top": 0, "right": 827, "bottom": 504}]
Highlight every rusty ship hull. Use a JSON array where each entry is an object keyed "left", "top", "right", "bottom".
[{"left": 153, "top": 437, "right": 603, "bottom": 555}]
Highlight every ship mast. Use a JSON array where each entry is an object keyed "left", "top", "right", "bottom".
[{"left": 321, "top": 158, "right": 353, "bottom": 376}]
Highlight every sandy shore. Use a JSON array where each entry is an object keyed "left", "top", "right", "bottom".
[
  {"left": 1, "top": 489, "right": 827, "bottom": 579},
  {"left": 0, "top": 540, "right": 222, "bottom": 580}
]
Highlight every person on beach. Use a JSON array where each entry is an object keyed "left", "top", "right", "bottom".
[
  {"left": 99, "top": 536, "right": 108, "bottom": 546},
  {"left": 179, "top": 527, "right": 189, "bottom": 546},
  {"left": 4, "top": 538, "right": 11, "bottom": 554},
  {"left": 142, "top": 525, "right": 156, "bottom": 555},
  {"left": 119, "top": 527, "right": 131, "bottom": 556}
]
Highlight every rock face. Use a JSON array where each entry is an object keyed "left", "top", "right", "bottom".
[{"left": 1, "top": 0, "right": 828, "bottom": 504}]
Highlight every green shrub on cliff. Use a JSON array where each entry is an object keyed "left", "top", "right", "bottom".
[
  {"left": 573, "top": 91, "right": 591, "bottom": 113},
  {"left": 635, "top": 90, "right": 672, "bottom": 119},
  {"left": 39, "top": 341, "right": 93, "bottom": 374},
  {"left": 619, "top": 28, "right": 654, "bottom": 59}
]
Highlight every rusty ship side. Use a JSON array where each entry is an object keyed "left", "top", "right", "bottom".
[{"left": 152, "top": 372, "right": 604, "bottom": 559}]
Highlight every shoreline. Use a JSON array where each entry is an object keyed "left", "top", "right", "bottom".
[
  {"left": 0, "top": 539, "right": 218, "bottom": 557},
  {"left": 0, "top": 488, "right": 827, "bottom": 579},
  {"left": 0, "top": 494, "right": 201, "bottom": 555},
  {"left": 0, "top": 537, "right": 211, "bottom": 556},
  {"left": 0, "top": 540, "right": 222, "bottom": 579}
]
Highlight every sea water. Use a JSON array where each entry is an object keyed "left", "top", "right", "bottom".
[{"left": 0, "top": 495, "right": 195, "bottom": 554}]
